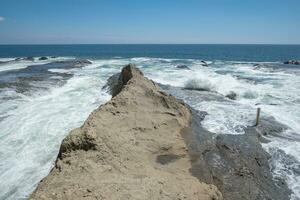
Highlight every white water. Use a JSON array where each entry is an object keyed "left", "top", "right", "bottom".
[
  {"left": 0, "top": 57, "right": 299, "bottom": 199},
  {"left": 0, "top": 59, "right": 113, "bottom": 199},
  {"left": 0, "top": 57, "right": 74, "bottom": 72}
]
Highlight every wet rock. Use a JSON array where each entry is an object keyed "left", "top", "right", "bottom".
[
  {"left": 102, "top": 72, "right": 121, "bottom": 96},
  {"left": 201, "top": 61, "right": 208, "bottom": 67},
  {"left": 183, "top": 109, "right": 291, "bottom": 200},
  {"left": 52, "top": 59, "right": 92, "bottom": 67},
  {"left": 284, "top": 60, "right": 300, "bottom": 65},
  {"left": 15, "top": 57, "right": 35, "bottom": 61},
  {"left": 39, "top": 57, "right": 48, "bottom": 60},
  {"left": 25, "top": 57, "right": 35, "bottom": 61},
  {"left": 176, "top": 65, "right": 190, "bottom": 70},
  {"left": 255, "top": 116, "right": 288, "bottom": 137},
  {"left": 253, "top": 64, "right": 262, "bottom": 69},
  {"left": 225, "top": 91, "right": 237, "bottom": 100},
  {"left": 14, "top": 57, "right": 22, "bottom": 61}
]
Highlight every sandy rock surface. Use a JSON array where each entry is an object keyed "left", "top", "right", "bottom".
[{"left": 31, "top": 64, "right": 222, "bottom": 200}]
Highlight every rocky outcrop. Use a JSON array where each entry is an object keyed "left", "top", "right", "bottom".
[
  {"left": 31, "top": 64, "right": 222, "bottom": 200},
  {"left": 15, "top": 57, "right": 35, "bottom": 61},
  {"left": 39, "top": 56, "right": 48, "bottom": 60},
  {"left": 284, "top": 60, "right": 300, "bottom": 65},
  {"left": 30, "top": 64, "right": 291, "bottom": 200},
  {"left": 184, "top": 110, "right": 291, "bottom": 200}
]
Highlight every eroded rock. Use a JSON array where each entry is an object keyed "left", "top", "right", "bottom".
[{"left": 31, "top": 64, "right": 222, "bottom": 200}]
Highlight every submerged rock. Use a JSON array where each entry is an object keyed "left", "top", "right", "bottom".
[
  {"left": 284, "top": 60, "right": 300, "bottom": 65},
  {"left": 53, "top": 59, "right": 92, "bottom": 67},
  {"left": 39, "top": 56, "right": 48, "bottom": 60},
  {"left": 201, "top": 61, "right": 208, "bottom": 67},
  {"left": 14, "top": 57, "right": 35, "bottom": 62},
  {"left": 176, "top": 64, "right": 190, "bottom": 70},
  {"left": 225, "top": 91, "right": 237, "bottom": 100}
]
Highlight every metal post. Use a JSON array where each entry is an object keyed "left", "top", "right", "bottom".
[{"left": 255, "top": 107, "right": 261, "bottom": 126}]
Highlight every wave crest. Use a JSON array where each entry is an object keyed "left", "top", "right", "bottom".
[{"left": 184, "top": 78, "right": 215, "bottom": 92}]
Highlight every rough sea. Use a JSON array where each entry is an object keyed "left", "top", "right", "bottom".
[{"left": 0, "top": 44, "right": 299, "bottom": 199}]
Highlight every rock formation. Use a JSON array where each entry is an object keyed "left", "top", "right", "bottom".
[
  {"left": 185, "top": 111, "right": 291, "bottom": 200},
  {"left": 39, "top": 56, "right": 48, "bottom": 60},
  {"left": 284, "top": 60, "right": 300, "bottom": 65},
  {"left": 30, "top": 64, "right": 291, "bottom": 200},
  {"left": 31, "top": 64, "right": 222, "bottom": 200}
]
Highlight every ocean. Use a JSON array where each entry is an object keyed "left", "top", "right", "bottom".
[{"left": 0, "top": 44, "right": 300, "bottom": 200}]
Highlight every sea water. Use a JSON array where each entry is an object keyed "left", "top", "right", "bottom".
[{"left": 0, "top": 45, "right": 299, "bottom": 199}]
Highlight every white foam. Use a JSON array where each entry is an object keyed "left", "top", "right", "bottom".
[
  {"left": 0, "top": 64, "right": 111, "bottom": 199},
  {"left": 141, "top": 58, "right": 300, "bottom": 198},
  {"left": 184, "top": 78, "right": 216, "bottom": 92},
  {"left": 0, "top": 57, "right": 75, "bottom": 72}
]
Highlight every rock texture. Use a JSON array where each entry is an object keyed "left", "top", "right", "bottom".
[
  {"left": 31, "top": 64, "right": 222, "bottom": 200},
  {"left": 184, "top": 110, "right": 291, "bottom": 200}
]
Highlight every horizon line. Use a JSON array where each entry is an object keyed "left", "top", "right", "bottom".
[{"left": 1, "top": 43, "right": 300, "bottom": 46}]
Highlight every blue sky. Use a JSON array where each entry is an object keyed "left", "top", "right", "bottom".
[{"left": 0, "top": 0, "right": 299, "bottom": 44}]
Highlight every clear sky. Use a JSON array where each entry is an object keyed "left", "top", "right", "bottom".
[{"left": 0, "top": 0, "right": 299, "bottom": 44}]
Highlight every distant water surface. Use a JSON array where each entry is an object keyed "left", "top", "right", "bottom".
[{"left": 1, "top": 44, "right": 300, "bottom": 61}]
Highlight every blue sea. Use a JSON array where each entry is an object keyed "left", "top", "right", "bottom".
[
  {"left": 1, "top": 44, "right": 300, "bottom": 61},
  {"left": 0, "top": 44, "right": 300, "bottom": 200}
]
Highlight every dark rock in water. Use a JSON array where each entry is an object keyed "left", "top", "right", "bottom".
[
  {"left": 50, "top": 56, "right": 57, "bottom": 58},
  {"left": 14, "top": 57, "right": 22, "bottom": 61},
  {"left": 284, "top": 60, "right": 300, "bottom": 65},
  {"left": 184, "top": 87, "right": 210, "bottom": 92},
  {"left": 255, "top": 116, "right": 288, "bottom": 137},
  {"left": 53, "top": 59, "right": 92, "bottom": 66},
  {"left": 14, "top": 57, "right": 35, "bottom": 62},
  {"left": 176, "top": 65, "right": 190, "bottom": 70},
  {"left": 253, "top": 64, "right": 262, "bottom": 69},
  {"left": 103, "top": 63, "right": 143, "bottom": 97},
  {"left": 253, "top": 64, "right": 269, "bottom": 70},
  {"left": 25, "top": 57, "right": 35, "bottom": 61},
  {"left": 201, "top": 60, "right": 208, "bottom": 67},
  {"left": 225, "top": 91, "right": 237, "bottom": 100},
  {"left": 39, "top": 56, "right": 48, "bottom": 60},
  {"left": 182, "top": 109, "right": 291, "bottom": 200}
]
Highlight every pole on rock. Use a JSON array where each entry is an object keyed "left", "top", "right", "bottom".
[{"left": 255, "top": 107, "right": 261, "bottom": 126}]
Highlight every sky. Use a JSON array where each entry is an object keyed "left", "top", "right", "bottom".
[{"left": 0, "top": 0, "right": 299, "bottom": 44}]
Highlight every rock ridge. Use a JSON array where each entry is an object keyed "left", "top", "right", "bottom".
[{"left": 31, "top": 64, "right": 222, "bottom": 200}]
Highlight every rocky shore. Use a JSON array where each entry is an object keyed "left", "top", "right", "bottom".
[
  {"left": 31, "top": 64, "right": 222, "bottom": 200},
  {"left": 31, "top": 64, "right": 291, "bottom": 200}
]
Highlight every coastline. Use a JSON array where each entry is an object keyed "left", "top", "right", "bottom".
[
  {"left": 29, "top": 64, "right": 292, "bottom": 200},
  {"left": 30, "top": 64, "right": 222, "bottom": 200}
]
